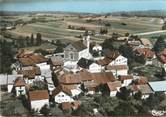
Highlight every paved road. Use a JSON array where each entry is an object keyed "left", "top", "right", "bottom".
[{"left": 134, "top": 30, "right": 166, "bottom": 36}]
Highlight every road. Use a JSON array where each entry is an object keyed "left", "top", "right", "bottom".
[{"left": 134, "top": 30, "right": 166, "bottom": 36}]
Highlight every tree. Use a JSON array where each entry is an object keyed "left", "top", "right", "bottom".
[
  {"left": 117, "top": 87, "right": 131, "bottom": 100},
  {"left": 102, "top": 39, "right": 114, "bottom": 50},
  {"left": 161, "top": 21, "right": 166, "bottom": 30},
  {"left": 154, "top": 36, "right": 166, "bottom": 52},
  {"left": 144, "top": 93, "right": 160, "bottom": 110},
  {"left": 114, "top": 101, "right": 136, "bottom": 116},
  {"left": 52, "top": 73, "right": 59, "bottom": 87},
  {"left": 134, "top": 91, "right": 142, "bottom": 100},
  {"left": 36, "top": 33, "right": 42, "bottom": 46},
  {"left": 40, "top": 104, "right": 50, "bottom": 116},
  {"left": 30, "top": 33, "right": 35, "bottom": 46},
  {"left": 100, "top": 28, "right": 108, "bottom": 34},
  {"left": 119, "top": 44, "right": 134, "bottom": 59}
]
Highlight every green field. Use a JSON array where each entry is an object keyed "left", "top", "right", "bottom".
[{"left": 2, "top": 14, "right": 165, "bottom": 43}]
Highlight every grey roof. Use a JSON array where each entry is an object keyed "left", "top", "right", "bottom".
[
  {"left": 149, "top": 81, "right": 166, "bottom": 92},
  {"left": 71, "top": 41, "right": 87, "bottom": 51},
  {"left": 0, "top": 74, "right": 23, "bottom": 85}
]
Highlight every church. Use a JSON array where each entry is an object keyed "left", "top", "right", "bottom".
[{"left": 64, "top": 35, "right": 92, "bottom": 61}]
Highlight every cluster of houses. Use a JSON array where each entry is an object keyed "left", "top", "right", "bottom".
[{"left": 0, "top": 35, "right": 166, "bottom": 113}]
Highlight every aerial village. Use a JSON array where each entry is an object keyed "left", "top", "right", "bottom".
[{"left": 0, "top": 32, "right": 166, "bottom": 116}]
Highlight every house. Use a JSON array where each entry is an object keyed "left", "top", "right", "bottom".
[
  {"left": 52, "top": 85, "right": 74, "bottom": 103},
  {"left": 157, "top": 49, "right": 166, "bottom": 71},
  {"left": 135, "top": 48, "right": 155, "bottom": 65},
  {"left": 96, "top": 57, "right": 112, "bottom": 66},
  {"left": 138, "top": 84, "right": 154, "bottom": 99},
  {"left": 118, "top": 75, "right": 133, "bottom": 86},
  {"left": 139, "top": 38, "right": 153, "bottom": 48},
  {"left": 148, "top": 81, "right": 166, "bottom": 94},
  {"left": 108, "top": 55, "right": 128, "bottom": 66},
  {"left": 102, "top": 49, "right": 120, "bottom": 61},
  {"left": 59, "top": 73, "right": 82, "bottom": 89},
  {"left": 18, "top": 54, "right": 48, "bottom": 70},
  {"left": 50, "top": 56, "right": 63, "bottom": 70},
  {"left": 64, "top": 36, "right": 91, "bottom": 62},
  {"left": 105, "top": 81, "right": 122, "bottom": 97},
  {"left": 61, "top": 84, "right": 82, "bottom": 97},
  {"left": 28, "top": 90, "right": 49, "bottom": 112},
  {"left": 77, "top": 57, "right": 93, "bottom": 69},
  {"left": 102, "top": 49, "right": 128, "bottom": 66},
  {"left": 14, "top": 77, "right": 26, "bottom": 97},
  {"left": 106, "top": 65, "right": 128, "bottom": 77},
  {"left": 17, "top": 67, "right": 43, "bottom": 84},
  {"left": 77, "top": 58, "right": 104, "bottom": 73}
]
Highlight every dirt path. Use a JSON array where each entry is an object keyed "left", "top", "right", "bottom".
[{"left": 134, "top": 30, "right": 166, "bottom": 36}]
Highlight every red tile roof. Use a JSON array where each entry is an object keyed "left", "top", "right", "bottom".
[
  {"left": 92, "top": 72, "right": 116, "bottom": 84},
  {"left": 18, "top": 67, "right": 41, "bottom": 79},
  {"left": 52, "top": 85, "right": 72, "bottom": 96},
  {"left": 119, "top": 75, "right": 133, "bottom": 81},
  {"left": 135, "top": 48, "right": 154, "bottom": 59},
  {"left": 59, "top": 74, "right": 81, "bottom": 84},
  {"left": 96, "top": 57, "right": 112, "bottom": 66},
  {"left": 102, "top": 49, "right": 120, "bottom": 60},
  {"left": 14, "top": 77, "right": 26, "bottom": 87},
  {"left": 106, "top": 81, "right": 121, "bottom": 91},
  {"left": 107, "top": 65, "right": 128, "bottom": 70},
  {"left": 19, "top": 54, "right": 48, "bottom": 67},
  {"left": 29, "top": 90, "right": 49, "bottom": 101},
  {"left": 157, "top": 49, "right": 166, "bottom": 63}
]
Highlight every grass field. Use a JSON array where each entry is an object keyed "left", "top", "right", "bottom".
[{"left": 2, "top": 14, "right": 165, "bottom": 43}]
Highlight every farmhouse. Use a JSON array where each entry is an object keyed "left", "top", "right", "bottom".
[
  {"left": 52, "top": 85, "right": 74, "bottom": 103},
  {"left": 28, "top": 90, "right": 49, "bottom": 112}
]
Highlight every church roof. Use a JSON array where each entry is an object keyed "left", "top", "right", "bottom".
[{"left": 71, "top": 40, "right": 87, "bottom": 51}]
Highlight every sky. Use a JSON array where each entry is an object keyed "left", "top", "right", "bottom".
[{"left": 0, "top": 0, "right": 166, "bottom": 13}]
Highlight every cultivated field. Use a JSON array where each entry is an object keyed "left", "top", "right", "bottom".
[{"left": 1, "top": 13, "right": 165, "bottom": 43}]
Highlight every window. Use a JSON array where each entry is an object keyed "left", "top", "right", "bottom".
[{"left": 70, "top": 53, "right": 74, "bottom": 60}]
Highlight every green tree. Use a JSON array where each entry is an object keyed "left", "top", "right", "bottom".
[
  {"left": 40, "top": 104, "right": 50, "bottom": 116},
  {"left": 117, "top": 87, "right": 131, "bottom": 100},
  {"left": 36, "top": 33, "right": 42, "bottom": 46},
  {"left": 52, "top": 73, "right": 59, "bottom": 87},
  {"left": 119, "top": 44, "right": 134, "bottom": 59},
  {"left": 114, "top": 101, "right": 136, "bottom": 116},
  {"left": 154, "top": 36, "right": 166, "bottom": 52},
  {"left": 30, "top": 33, "right": 34, "bottom": 46}
]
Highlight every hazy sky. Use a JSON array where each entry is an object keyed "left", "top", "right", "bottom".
[{"left": 0, "top": 0, "right": 166, "bottom": 13}]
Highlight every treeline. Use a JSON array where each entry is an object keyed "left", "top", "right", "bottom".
[
  {"left": 3, "top": 32, "right": 43, "bottom": 48},
  {"left": 0, "top": 40, "right": 16, "bottom": 74},
  {"left": 111, "top": 10, "right": 166, "bottom": 18}
]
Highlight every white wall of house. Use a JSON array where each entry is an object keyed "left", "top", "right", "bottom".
[
  {"left": 109, "top": 55, "right": 127, "bottom": 66},
  {"left": 164, "top": 64, "right": 166, "bottom": 71},
  {"left": 110, "top": 91, "right": 117, "bottom": 97},
  {"left": 141, "top": 94, "right": 150, "bottom": 99},
  {"left": 54, "top": 92, "right": 74, "bottom": 103},
  {"left": 78, "top": 49, "right": 92, "bottom": 60},
  {"left": 71, "top": 89, "right": 82, "bottom": 97},
  {"left": 145, "top": 60, "right": 153, "bottom": 65},
  {"left": 87, "top": 91, "right": 95, "bottom": 95},
  {"left": 89, "top": 63, "right": 103, "bottom": 73},
  {"left": 122, "top": 79, "right": 133, "bottom": 87},
  {"left": 25, "top": 78, "right": 35, "bottom": 84},
  {"left": 30, "top": 99, "right": 49, "bottom": 112},
  {"left": 7, "top": 84, "right": 13, "bottom": 93},
  {"left": 37, "top": 64, "right": 52, "bottom": 78},
  {"left": 15, "top": 86, "right": 26, "bottom": 97},
  {"left": 111, "top": 69, "right": 128, "bottom": 77}
]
